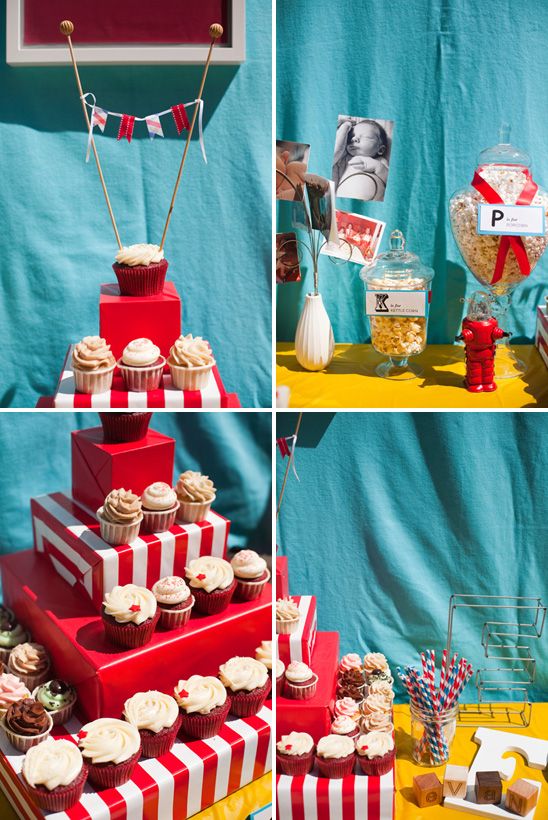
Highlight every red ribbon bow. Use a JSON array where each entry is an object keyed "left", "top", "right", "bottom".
[
  {"left": 117, "top": 114, "right": 136, "bottom": 143},
  {"left": 171, "top": 104, "right": 190, "bottom": 134},
  {"left": 471, "top": 165, "right": 538, "bottom": 285}
]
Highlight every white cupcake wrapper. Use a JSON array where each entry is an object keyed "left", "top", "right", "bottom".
[
  {"left": 141, "top": 504, "right": 180, "bottom": 534},
  {"left": 97, "top": 509, "right": 143, "bottom": 546},
  {"left": 73, "top": 364, "right": 115, "bottom": 395},
  {"left": 2, "top": 713, "right": 53, "bottom": 752},
  {"left": 9, "top": 664, "right": 51, "bottom": 691},
  {"left": 118, "top": 357, "right": 166, "bottom": 392},
  {"left": 276, "top": 616, "right": 300, "bottom": 635},
  {"left": 32, "top": 686, "right": 76, "bottom": 726},
  {"left": 176, "top": 498, "right": 214, "bottom": 524},
  {"left": 169, "top": 361, "right": 215, "bottom": 391}
]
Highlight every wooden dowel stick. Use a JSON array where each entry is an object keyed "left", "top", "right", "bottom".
[
  {"left": 276, "top": 413, "right": 303, "bottom": 519},
  {"left": 59, "top": 20, "right": 122, "bottom": 250},
  {"left": 159, "top": 23, "right": 223, "bottom": 251}
]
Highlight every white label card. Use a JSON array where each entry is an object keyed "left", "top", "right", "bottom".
[
  {"left": 365, "top": 290, "right": 428, "bottom": 317},
  {"left": 477, "top": 204, "right": 545, "bottom": 236}
]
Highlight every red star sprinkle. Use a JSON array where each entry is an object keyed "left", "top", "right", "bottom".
[
  {"left": 361, "top": 746, "right": 368, "bottom": 752},
  {"left": 178, "top": 689, "right": 189, "bottom": 699},
  {"left": 77, "top": 731, "right": 87, "bottom": 740},
  {"left": 196, "top": 573, "right": 206, "bottom": 581},
  {"left": 129, "top": 604, "right": 141, "bottom": 612},
  {"left": 285, "top": 744, "right": 292, "bottom": 750}
]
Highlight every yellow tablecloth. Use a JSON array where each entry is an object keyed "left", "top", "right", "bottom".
[
  {"left": 0, "top": 772, "right": 272, "bottom": 820},
  {"left": 394, "top": 703, "right": 548, "bottom": 818},
  {"left": 277, "top": 344, "right": 548, "bottom": 408}
]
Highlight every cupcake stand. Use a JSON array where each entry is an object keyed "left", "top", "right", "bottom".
[
  {"left": 0, "top": 417, "right": 271, "bottom": 818},
  {"left": 275, "top": 557, "right": 395, "bottom": 819}
]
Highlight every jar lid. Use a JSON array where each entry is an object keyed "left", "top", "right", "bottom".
[
  {"left": 477, "top": 123, "right": 531, "bottom": 168},
  {"left": 360, "top": 230, "right": 434, "bottom": 283}
]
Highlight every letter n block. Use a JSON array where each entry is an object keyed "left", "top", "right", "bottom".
[{"left": 506, "top": 779, "right": 539, "bottom": 816}]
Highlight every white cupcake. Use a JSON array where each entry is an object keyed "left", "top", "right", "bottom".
[{"left": 117, "top": 338, "right": 165, "bottom": 392}]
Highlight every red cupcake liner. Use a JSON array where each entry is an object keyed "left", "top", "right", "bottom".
[
  {"left": 315, "top": 752, "right": 356, "bottom": 778},
  {"left": 276, "top": 750, "right": 315, "bottom": 776},
  {"left": 99, "top": 413, "right": 153, "bottom": 443},
  {"left": 179, "top": 698, "right": 231, "bottom": 740},
  {"left": 139, "top": 713, "right": 182, "bottom": 758},
  {"left": 113, "top": 259, "right": 168, "bottom": 296},
  {"left": 102, "top": 609, "right": 160, "bottom": 649},
  {"left": 23, "top": 763, "right": 89, "bottom": 813},
  {"left": 283, "top": 675, "right": 318, "bottom": 700},
  {"left": 356, "top": 746, "right": 395, "bottom": 776},
  {"left": 228, "top": 680, "right": 271, "bottom": 718},
  {"left": 157, "top": 597, "right": 194, "bottom": 630},
  {"left": 276, "top": 674, "right": 284, "bottom": 697},
  {"left": 142, "top": 504, "right": 179, "bottom": 534},
  {"left": 234, "top": 569, "right": 271, "bottom": 602},
  {"left": 87, "top": 747, "right": 141, "bottom": 789},
  {"left": 191, "top": 579, "right": 236, "bottom": 616}
]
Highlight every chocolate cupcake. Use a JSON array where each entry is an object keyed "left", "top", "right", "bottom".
[
  {"left": 315, "top": 734, "right": 356, "bottom": 778},
  {"left": 78, "top": 718, "right": 141, "bottom": 789},
  {"left": 231, "top": 551, "right": 271, "bottom": 602},
  {"left": 33, "top": 680, "right": 77, "bottom": 726},
  {"left": 99, "top": 412, "right": 153, "bottom": 443},
  {"left": 174, "top": 675, "right": 231, "bottom": 739},
  {"left": 113, "top": 243, "right": 168, "bottom": 296},
  {"left": 22, "top": 737, "right": 88, "bottom": 812},
  {"left": 141, "top": 483, "right": 179, "bottom": 533},
  {"left": 72, "top": 336, "right": 116, "bottom": 394},
  {"left": 176, "top": 470, "right": 216, "bottom": 523},
  {"left": 356, "top": 731, "right": 395, "bottom": 776},
  {"left": 276, "top": 731, "right": 315, "bottom": 776},
  {"left": 123, "top": 691, "right": 182, "bottom": 758},
  {"left": 102, "top": 584, "right": 160, "bottom": 649},
  {"left": 283, "top": 662, "right": 318, "bottom": 700},
  {"left": 97, "top": 489, "right": 143, "bottom": 546},
  {"left": 8, "top": 643, "right": 51, "bottom": 690},
  {"left": 337, "top": 667, "right": 366, "bottom": 701},
  {"left": 185, "top": 556, "right": 236, "bottom": 615},
  {"left": 117, "top": 338, "right": 166, "bottom": 392},
  {"left": 3, "top": 698, "right": 53, "bottom": 752},
  {"left": 152, "top": 576, "right": 194, "bottom": 630},
  {"left": 219, "top": 657, "right": 271, "bottom": 717}
]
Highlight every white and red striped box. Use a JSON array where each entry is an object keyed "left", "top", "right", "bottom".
[
  {"left": 276, "top": 768, "right": 395, "bottom": 820},
  {"left": 0, "top": 706, "right": 271, "bottom": 820},
  {"left": 53, "top": 346, "right": 234, "bottom": 408},
  {"left": 31, "top": 491, "right": 230, "bottom": 612},
  {"left": 535, "top": 304, "right": 548, "bottom": 368},
  {"left": 276, "top": 596, "right": 317, "bottom": 666}
]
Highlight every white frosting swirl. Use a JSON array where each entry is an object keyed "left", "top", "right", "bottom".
[
  {"left": 231, "top": 550, "right": 267, "bottom": 580},
  {"left": 219, "top": 657, "right": 268, "bottom": 692},
  {"left": 255, "top": 640, "right": 272, "bottom": 670},
  {"left": 176, "top": 471, "right": 216, "bottom": 504},
  {"left": 361, "top": 711, "right": 394, "bottom": 733},
  {"left": 276, "top": 598, "right": 300, "bottom": 622},
  {"left": 331, "top": 715, "right": 358, "bottom": 735},
  {"left": 333, "top": 698, "right": 360, "bottom": 719},
  {"left": 285, "top": 662, "right": 313, "bottom": 684},
  {"left": 103, "top": 584, "right": 157, "bottom": 625},
  {"left": 122, "top": 338, "right": 161, "bottom": 367},
  {"left": 356, "top": 731, "right": 394, "bottom": 758},
  {"left": 361, "top": 693, "right": 392, "bottom": 715},
  {"left": 275, "top": 659, "right": 285, "bottom": 678},
  {"left": 142, "top": 482, "right": 178, "bottom": 511},
  {"left": 363, "top": 653, "right": 390, "bottom": 674},
  {"left": 0, "top": 674, "right": 31, "bottom": 714},
  {"left": 174, "top": 675, "right": 227, "bottom": 714},
  {"left": 185, "top": 557, "right": 234, "bottom": 593},
  {"left": 316, "top": 734, "right": 355, "bottom": 759},
  {"left": 369, "top": 680, "right": 394, "bottom": 700},
  {"left": 78, "top": 718, "right": 140, "bottom": 764},
  {"left": 115, "top": 243, "right": 164, "bottom": 267},
  {"left": 123, "top": 691, "right": 179, "bottom": 734},
  {"left": 276, "top": 732, "right": 314, "bottom": 756},
  {"left": 169, "top": 335, "right": 214, "bottom": 368},
  {"left": 23, "top": 737, "right": 84, "bottom": 791},
  {"left": 339, "top": 654, "right": 363, "bottom": 674},
  {"left": 152, "top": 576, "right": 191, "bottom": 606}
]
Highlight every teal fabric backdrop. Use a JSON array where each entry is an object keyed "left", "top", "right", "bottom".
[
  {"left": 0, "top": 0, "right": 271, "bottom": 408},
  {"left": 276, "top": 412, "right": 548, "bottom": 703},
  {"left": 276, "top": 0, "right": 548, "bottom": 344},
  {"left": 0, "top": 411, "right": 272, "bottom": 567}
]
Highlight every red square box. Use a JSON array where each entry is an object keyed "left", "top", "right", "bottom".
[
  {"left": 276, "top": 555, "right": 289, "bottom": 597},
  {"left": 276, "top": 595, "right": 317, "bottom": 666},
  {"left": 99, "top": 281, "right": 181, "bottom": 362},
  {"left": 71, "top": 425, "right": 175, "bottom": 512},
  {"left": 1, "top": 550, "right": 272, "bottom": 723}
]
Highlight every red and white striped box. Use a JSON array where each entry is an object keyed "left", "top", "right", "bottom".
[
  {"left": 276, "top": 596, "right": 317, "bottom": 666},
  {"left": 276, "top": 768, "right": 395, "bottom": 820},
  {"left": 536, "top": 304, "right": 548, "bottom": 368},
  {"left": 53, "top": 346, "right": 234, "bottom": 408},
  {"left": 275, "top": 555, "right": 289, "bottom": 598},
  {"left": 31, "top": 491, "right": 229, "bottom": 612},
  {"left": 0, "top": 706, "right": 271, "bottom": 820}
]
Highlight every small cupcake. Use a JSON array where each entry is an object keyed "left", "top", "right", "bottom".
[
  {"left": 255, "top": 640, "right": 272, "bottom": 676},
  {"left": 113, "top": 243, "right": 168, "bottom": 296},
  {"left": 72, "top": 336, "right": 116, "bottom": 394},
  {"left": 0, "top": 673, "right": 31, "bottom": 717},
  {"left": 363, "top": 652, "right": 393, "bottom": 686},
  {"left": 356, "top": 731, "right": 395, "bottom": 776},
  {"left": 368, "top": 679, "right": 395, "bottom": 701},
  {"left": 118, "top": 338, "right": 165, "bottom": 392},
  {"left": 0, "top": 616, "right": 30, "bottom": 664},
  {"left": 185, "top": 556, "right": 236, "bottom": 615},
  {"left": 330, "top": 715, "right": 360, "bottom": 740},
  {"left": 275, "top": 659, "right": 285, "bottom": 697},
  {"left": 338, "top": 653, "right": 364, "bottom": 676},
  {"left": 97, "top": 488, "right": 143, "bottom": 546},
  {"left": 78, "top": 718, "right": 141, "bottom": 789},
  {"left": 337, "top": 668, "right": 367, "bottom": 701},
  {"left": 315, "top": 734, "right": 356, "bottom": 779},
  {"left": 174, "top": 675, "right": 231, "bottom": 739},
  {"left": 123, "top": 691, "right": 182, "bottom": 758},
  {"left": 100, "top": 412, "right": 153, "bottom": 443},
  {"left": 361, "top": 710, "right": 394, "bottom": 734},
  {"left": 168, "top": 334, "right": 216, "bottom": 391},
  {"left": 152, "top": 576, "right": 195, "bottom": 630},
  {"left": 276, "top": 731, "right": 315, "bottom": 776},
  {"left": 283, "top": 662, "right": 318, "bottom": 701},
  {"left": 102, "top": 584, "right": 160, "bottom": 649},
  {"left": 32, "top": 680, "right": 77, "bottom": 726},
  {"left": 3, "top": 698, "right": 53, "bottom": 752},
  {"left": 275, "top": 597, "right": 300, "bottom": 635},
  {"left": 333, "top": 698, "right": 361, "bottom": 722},
  {"left": 141, "top": 483, "right": 179, "bottom": 533},
  {"left": 219, "top": 657, "right": 271, "bottom": 717},
  {"left": 8, "top": 643, "right": 51, "bottom": 690},
  {"left": 21, "top": 737, "right": 88, "bottom": 812},
  {"left": 231, "top": 551, "right": 271, "bottom": 602},
  {"left": 361, "top": 693, "right": 393, "bottom": 717},
  {"left": 176, "top": 470, "right": 216, "bottom": 523}
]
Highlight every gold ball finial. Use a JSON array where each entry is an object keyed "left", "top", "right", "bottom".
[
  {"left": 209, "top": 23, "right": 223, "bottom": 40},
  {"left": 59, "top": 20, "right": 74, "bottom": 36}
]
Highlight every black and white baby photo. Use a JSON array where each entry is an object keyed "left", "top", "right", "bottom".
[{"left": 332, "top": 116, "right": 394, "bottom": 202}]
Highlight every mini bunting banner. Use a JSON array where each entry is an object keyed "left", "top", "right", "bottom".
[
  {"left": 171, "top": 103, "right": 191, "bottom": 134},
  {"left": 146, "top": 115, "right": 164, "bottom": 140},
  {"left": 117, "top": 114, "right": 135, "bottom": 143},
  {"left": 277, "top": 435, "right": 299, "bottom": 480}
]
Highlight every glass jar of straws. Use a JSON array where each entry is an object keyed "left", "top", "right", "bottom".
[{"left": 410, "top": 702, "right": 458, "bottom": 766}]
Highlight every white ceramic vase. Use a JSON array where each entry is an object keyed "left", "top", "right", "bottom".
[{"left": 295, "top": 292, "right": 334, "bottom": 371}]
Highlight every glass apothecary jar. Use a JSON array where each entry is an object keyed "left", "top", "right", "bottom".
[
  {"left": 410, "top": 702, "right": 458, "bottom": 766},
  {"left": 360, "top": 230, "right": 434, "bottom": 379}
]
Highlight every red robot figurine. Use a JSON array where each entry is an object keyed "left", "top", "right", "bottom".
[{"left": 455, "top": 292, "right": 509, "bottom": 393}]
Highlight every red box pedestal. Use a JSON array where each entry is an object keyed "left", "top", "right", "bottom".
[
  {"left": 1, "top": 551, "right": 272, "bottom": 723},
  {"left": 276, "top": 631, "right": 338, "bottom": 743},
  {"left": 99, "top": 281, "right": 181, "bottom": 362},
  {"left": 277, "top": 769, "right": 395, "bottom": 820},
  {"left": 276, "top": 556, "right": 289, "bottom": 597},
  {"left": 71, "top": 425, "right": 175, "bottom": 512},
  {"left": 276, "top": 595, "right": 317, "bottom": 666}
]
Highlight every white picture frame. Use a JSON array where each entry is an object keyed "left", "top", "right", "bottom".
[{"left": 6, "top": 0, "right": 245, "bottom": 65}]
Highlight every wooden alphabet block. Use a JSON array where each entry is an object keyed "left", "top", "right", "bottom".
[
  {"left": 506, "top": 779, "right": 540, "bottom": 816},
  {"left": 413, "top": 773, "right": 443, "bottom": 808},
  {"left": 443, "top": 764, "right": 469, "bottom": 798},
  {"left": 475, "top": 770, "right": 502, "bottom": 805}
]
